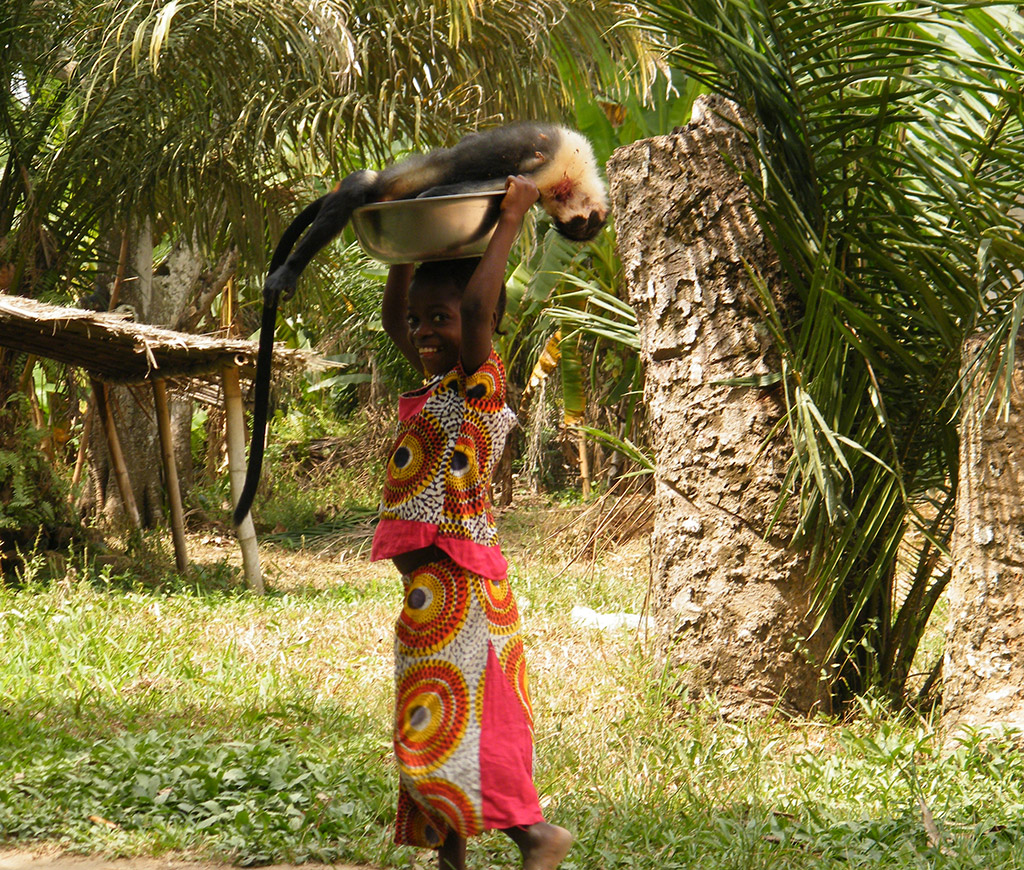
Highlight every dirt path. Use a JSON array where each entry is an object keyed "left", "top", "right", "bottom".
[{"left": 0, "top": 851, "right": 369, "bottom": 870}]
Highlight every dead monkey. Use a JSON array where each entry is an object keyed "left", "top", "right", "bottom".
[{"left": 234, "top": 122, "right": 608, "bottom": 525}]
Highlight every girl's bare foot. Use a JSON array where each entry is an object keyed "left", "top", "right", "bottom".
[{"left": 504, "top": 822, "right": 574, "bottom": 870}]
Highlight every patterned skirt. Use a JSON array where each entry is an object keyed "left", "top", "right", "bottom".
[{"left": 393, "top": 554, "right": 544, "bottom": 847}]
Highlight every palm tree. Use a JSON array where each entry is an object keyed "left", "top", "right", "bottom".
[
  {"left": 0, "top": 0, "right": 642, "bottom": 525},
  {"left": 641, "top": 0, "right": 1024, "bottom": 704},
  {"left": 3, "top": 0, "right": 644, "bottom": 298}
]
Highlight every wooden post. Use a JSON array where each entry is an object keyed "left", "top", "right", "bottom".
[
  {"left": 71, "top": 397, "right": 94, "bottom": 490},
  {"left": 221, "top": 363, "right": 264, "bottom": 594},
  {"left": 152, "top": 378, "right": 189, "bottom": 573},
  {"left": 91, "top": 378, "right": 141, "bottom": 529},
  {"left": 577, "top": 428, "right": 591, "bottom": 499}
]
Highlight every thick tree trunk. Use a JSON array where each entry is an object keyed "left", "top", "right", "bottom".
[
  {"left": 82, "top": 227, "right": 197, "bottom": 527},
  {"left": 943, "top": 334, "right": 1024, "bottom": 733},
  {"left": 607, "top": 96, "right": 831, "bottom": 717}
]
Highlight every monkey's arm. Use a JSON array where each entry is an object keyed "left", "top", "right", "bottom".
[
  {"left": 382, "top": 263, "right": 423, "bottom": 374},
  {"left": 460, "top": 175, "right": 539, "bottom": 374}
]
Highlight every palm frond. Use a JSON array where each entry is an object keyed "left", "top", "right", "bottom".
[{"left": 2, "top": 0, "right": 644, "bottom": 300}]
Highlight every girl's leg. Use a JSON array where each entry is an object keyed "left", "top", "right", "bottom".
[
  {"left": 503, "top": 823, "right": 574, "bottom": 870},
  {"left": 438, "top": 831, "right": 467, "bottom": 870}
]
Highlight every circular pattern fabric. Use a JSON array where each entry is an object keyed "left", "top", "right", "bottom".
[
  {"left": 383, "top": 413, "right": 447, "bottom": 508},
  {"left": 392, "top": 555, "right": 541, "bottom": 848},
  {"left": 446, "top": 416, "right": 487, "bottom": 498},
  {"left": 395, "top": 787, "right": 443, "bottom": 847},
  {"left": 375, "top": 349, "right": 517, "bottom": 560},
  {"left": 464, "top": 366, "right": 500, "bottom": 406},
  {"left": 475, "top": 576, "right": 520, "bottom": 634},
  {"left": 412, "top": 778, "right": 482, "bottom": 838},
  {"left": 396, "top": 562, "right": 469, "bottom": 655},
  {"left": 439, "top": 371, "right": 460, "bottom": 395},
  {"left": 499, "top": 637, "right": 533, "bottom": 725},
  {"left": 395, "top": 661, "right": 469, "bottom": 775}
]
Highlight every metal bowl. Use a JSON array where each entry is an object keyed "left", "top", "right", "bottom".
[{"left": 351, "top": 190, "right": 505, "bottom": 264}]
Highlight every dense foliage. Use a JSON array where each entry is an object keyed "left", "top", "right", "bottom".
[
  {"left": 0, "top": 0, "right": 643, "bottom": 527},
  {"left": 0, "top": 0, "right": 641, "bottom": 299}
]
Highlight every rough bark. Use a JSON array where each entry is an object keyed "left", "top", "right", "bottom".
[
  {"left": 943, "top": 335, "right": 1024, "bottom": 733},
  {"left": 607, "top": 96, "right": 831, "bottom": 717},
  {"left": 82, "top": 227, "right": 196, "bottom": 527}
]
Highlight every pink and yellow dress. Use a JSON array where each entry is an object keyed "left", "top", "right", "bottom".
[{"left": 372, "top": 349, "right": 543, "bottom": 847}]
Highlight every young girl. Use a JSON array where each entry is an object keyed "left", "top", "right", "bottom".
[{"left": 371, "top": 176, "right": 573, "bottom": 870}]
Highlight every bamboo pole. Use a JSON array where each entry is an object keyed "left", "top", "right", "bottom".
[
  {"left": 152, "top": 378, "right": 189, "bottom": 573},
  {"left": 90, "top": 378, "right": 141, "bottom": 529},
  {"left": 108, "top": 225, "right": 131, "bottom": 311},
  {"left": 71, "top": 397, "right": 94, "bottom": 491},
  {"left": 221, "top": 363, "right": 264, "bottom": 593}
]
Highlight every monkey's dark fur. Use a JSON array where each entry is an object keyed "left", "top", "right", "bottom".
[{"left": 234, "top": 122, "right": 608, "bottom": 525}]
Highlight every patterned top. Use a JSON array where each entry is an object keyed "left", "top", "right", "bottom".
[{"left": 372, "top": 349, "right": 518, "bottom": 579}]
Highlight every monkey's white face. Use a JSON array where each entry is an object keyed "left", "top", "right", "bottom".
[{"left": 531, "top": 130, "right": 609, "bottom": 242}]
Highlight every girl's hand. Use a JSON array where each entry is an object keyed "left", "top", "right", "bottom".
[
  {"left": 500, "top": 174, "right": 540, "bottom": 223},
  {"left": 459, "top": 175, "right": 538, "bottom": 373}
]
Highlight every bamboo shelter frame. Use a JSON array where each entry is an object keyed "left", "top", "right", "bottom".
[{"left": 0, "top": 294, "right": 321, "bottom": 592}]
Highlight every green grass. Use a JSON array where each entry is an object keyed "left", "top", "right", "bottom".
[{"left": 2, "top": 509, "right": 1024, "bottom": 869}]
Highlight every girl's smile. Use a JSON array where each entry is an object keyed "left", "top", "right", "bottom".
[{"left": 407, "top": 288, "right": 463, "bottom": 375}]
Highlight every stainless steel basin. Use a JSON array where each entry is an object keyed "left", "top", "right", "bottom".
[{"left": 351, "top": 190, "right": 505, "bottom": 263}]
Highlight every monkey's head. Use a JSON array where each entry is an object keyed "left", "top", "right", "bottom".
[
  {"left": 553, "top": 210, "right": 607, "bottom": 242},
  {"left": 534, "top": 128, "right": 609, "bottom": 243}
]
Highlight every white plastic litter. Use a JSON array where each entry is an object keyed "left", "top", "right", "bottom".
[{"left": 570, "top": 605, "right": 646, "bottom": 631}]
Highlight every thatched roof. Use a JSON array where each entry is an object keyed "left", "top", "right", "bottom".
[{"left": 0, "top": 294, "right": 321, "bottom": 385}]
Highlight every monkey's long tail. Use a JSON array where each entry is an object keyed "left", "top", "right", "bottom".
[
  {"left": 231, "top": 197, "right": 325, "bottom": 526},
  {"left": 268, "top": 197, "right": 326, "bottom": 276},
  {"left": 233, "top": 174, "right": 377, "bottom": 526},
  {"left": 232, "top": 289, "right": 280, "bottom": 525}
]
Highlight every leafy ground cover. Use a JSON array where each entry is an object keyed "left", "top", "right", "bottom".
[{"left": 1, "top": 501, "right": 1024, "bottom": 869}]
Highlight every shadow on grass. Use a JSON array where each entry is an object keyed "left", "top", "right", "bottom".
[{"left": 0, "top": 699, "right": 398, "bottom": 867}]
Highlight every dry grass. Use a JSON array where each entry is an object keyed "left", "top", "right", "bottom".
[{"left": 180, "top": 493, "right": 655, "bottom": 753}]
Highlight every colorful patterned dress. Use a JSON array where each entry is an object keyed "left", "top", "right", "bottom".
[{"left": 372, "top": 350, "right": 544, "bottom": 847}]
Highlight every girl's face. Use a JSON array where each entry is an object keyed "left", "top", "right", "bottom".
[{"left": 406, "top": 279, "right": 462, "bottom": 376}]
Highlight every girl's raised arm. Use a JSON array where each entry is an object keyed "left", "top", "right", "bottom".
[
  {"left": 459, "top": 175, "right": 539, "bottom": 373},
  {"left": 381, "top": 262, "right": 422, "bottom": 373}
]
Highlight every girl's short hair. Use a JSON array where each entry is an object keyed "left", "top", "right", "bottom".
[{"left": 413, "top": 258, "right": 507, "bottom": 331}]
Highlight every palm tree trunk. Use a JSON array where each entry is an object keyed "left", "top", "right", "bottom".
[
  {"left": 607, "top": 96, "right": 831, "bottom": 717},
  {"left": 943, "top": 334, "right": 1024, "bottom": 733}
]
